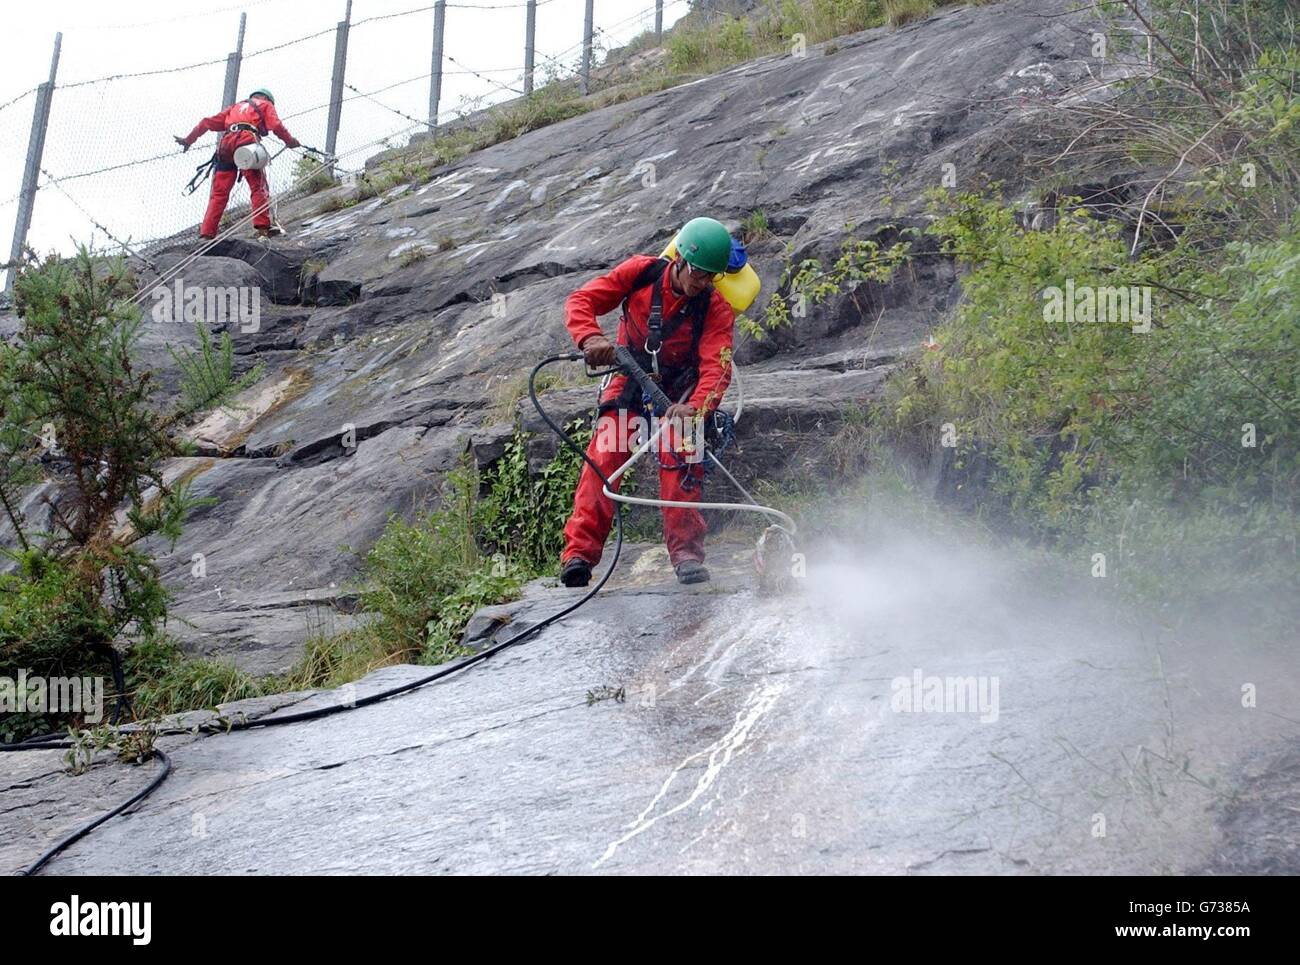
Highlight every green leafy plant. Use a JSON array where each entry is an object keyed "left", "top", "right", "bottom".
[
  {"left": 741, "top": 209, "right": 772, "bottom": 244},
  {"left": 756, "top": 230, "right": 912, "bottom": 338},
  {"left": 64, "top": 722, "right": 157, "bottom": 775},
  {"left": 0, "top": 249, "right": 254, "bottom": 731},
  {"left": 477, "top": 421, "right": 591, "bottom": 573},
  {"left": 291, "top": 152, "right": 336, "bottom": 195},
  {"left": 887, "top": 185, "right": 1299, "bottom": 599}
]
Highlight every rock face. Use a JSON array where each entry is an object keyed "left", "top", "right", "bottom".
[
  {"left": 3, "top": 0, "right": 1114, "bottom": 671},
  {"left": 7, "top": 533, "right": 1296, "bottom": 874},
  {"left": 8, "top": 0, "right": 1298, "bottom": 880}
]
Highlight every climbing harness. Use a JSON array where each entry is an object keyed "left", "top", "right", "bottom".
[{"left": 610, "top": 256, "right": 708, "bottom": 388}]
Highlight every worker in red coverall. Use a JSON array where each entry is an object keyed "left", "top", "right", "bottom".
[
  {"left": 560, "top": 217, "right": 737, "bottom": 588},
  {"left": 175, "top": 87, "right": 300, "bottom": 239}
]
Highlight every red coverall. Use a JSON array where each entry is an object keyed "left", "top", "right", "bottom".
[
  {"left": 562, "top": 255, "right": 736, "bottom": 569},
  {"left": 181, "top": 97, "right": 300, "bottom": 237}
]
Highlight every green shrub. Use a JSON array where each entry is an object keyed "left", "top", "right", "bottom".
[
  {"left": 292, "top": 152, "right": 336, "bottom": 195},
  {"left": 671, "top": 0, "right": 893, "bottom": 72},
  {"left": 124, "top": 635, "right": 262, "bottom": 721},
  {"left": 0, "top": 250, "right": 255, "bottom": 732},
  {"left": 1, "top": 550, "right": 118, "bottom": 680},
  {"left": 423, "top": 559, "right": 524, "bottom": 662},
  {"left": 741, "top": 209, "right": 771, "bottom": 244},
  {"left": 487, "top": 86, "right": 589, "bottom": 143},
  {"left": 887, "top": 188, "right": 1299, "bottom": 599},
  {"left": 883, "top": 0, "right": 933, "bottom": 27},
  {"left": 760, "top": 229, "right": 912, "bottom": 338},
  {"left": 477, "top": 422, "right": 591, "bottom": 573},
  {"left": 360, "top": 464, "right": 481, "bottom": 654}
]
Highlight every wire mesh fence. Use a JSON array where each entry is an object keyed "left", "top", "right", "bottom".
[{"left": 0, "top": 0, "right": 691, "bottom": 290}]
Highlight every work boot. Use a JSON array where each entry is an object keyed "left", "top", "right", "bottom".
[
  {"left": 255, "top": 223, "right": 285, "bottom": 238},
  {"left": 560, "top": 557, "right": 592, "bottom": 588},
  {"left": 675, "top": 559, "right": 710, "bottom": 585}
]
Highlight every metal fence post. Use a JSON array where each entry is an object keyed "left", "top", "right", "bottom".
[
  {"left": 523, "top": 0, "right": 537, "bottom": 97},
  {"left": 581, "top": 0, "right": 594, "bottom": 95},
  {"left": 324, "top": 0, "right": 352, "bottom": 174},
  {"left": 221, "top": 12, "right": 247, "bottom": 109},
  {"left": 655, "top": 0, "right": 663, "bottom": 43},
  {"left": 429, "top": 0, "right": 446, "bottom": 132},
  {"left": 5, "top": 32, "right": 61, "bottom": 294}
]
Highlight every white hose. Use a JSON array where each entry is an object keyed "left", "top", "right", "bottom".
[
  {"left": 600, "top": 417, "right": 796, "bottom": 535},
  {"left": 729, "top": 364, "right": 744, "bottom": 426}
]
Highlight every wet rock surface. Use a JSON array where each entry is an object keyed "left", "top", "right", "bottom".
[{"left": 4, "top": 536, "right": 1294, "bottom": 874}]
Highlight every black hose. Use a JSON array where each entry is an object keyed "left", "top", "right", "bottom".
[
  {"left": 16, "top": 750, "right": 172, "bottom": 877},
  {"left": 1, "top": 352, "right": 620, "bottom": 872},
  {"left": 102, "top": 354, "right": 625, "bottom": 735}
]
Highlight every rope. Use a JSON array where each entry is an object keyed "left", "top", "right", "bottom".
[
  {"left": 38, "top": 58, "right": 521, "bottom": 189},
  {"left": 57, "top": 57, "right": 231, "bottom": 91},
  {"left": 38, "top": 151, "right": 181, "bottom": 187},
  {"left": 344, "top": 83, "right": 433, "bottom": 128}
]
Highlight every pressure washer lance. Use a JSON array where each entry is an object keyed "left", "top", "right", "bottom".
[{"left": 548, "top": 345, "right": 801, "bottom": 594}]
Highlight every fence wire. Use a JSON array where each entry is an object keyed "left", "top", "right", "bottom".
[{"left": 2, "top": 0, "right": 690, "bottom": 288}]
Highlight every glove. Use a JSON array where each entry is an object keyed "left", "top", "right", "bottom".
[
  {"left": 581, "top": 334, "right": 616, "bottom": 368},
  {"left": 175, "top": 136, "right": 190, "bottom": 152}
]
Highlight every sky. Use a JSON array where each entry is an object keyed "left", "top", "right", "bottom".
[{"left": 0, "top": 0, "right": 691, "bottom": 286}]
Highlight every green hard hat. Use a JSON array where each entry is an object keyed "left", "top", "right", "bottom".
[
  {"left": 675, "top": 217, "right": 732, "bottom": 275},
  {"left": 248, "top": 88, "right": 275, "bottom": 105}
]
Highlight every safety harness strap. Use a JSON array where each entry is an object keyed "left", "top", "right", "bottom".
[
  {"left": 599, "top": 258, "right": 710, "bottom": 418},
  {"left": 183, "top": 154, "right": 218, "bottom": 195},
  {"left": 617, "top": 258, "right": 709, "bottom": 382}
]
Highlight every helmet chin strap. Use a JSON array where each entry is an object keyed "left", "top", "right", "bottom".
[
  {"left": 669, "top": 257, "right": 686, "bottom": 297},
  {"left": 670, "top": 256, "right": 710, "bottom": 297}
]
